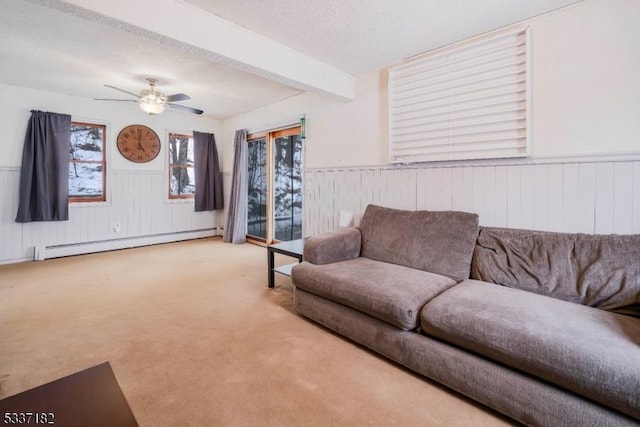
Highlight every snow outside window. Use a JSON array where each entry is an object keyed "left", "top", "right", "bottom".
[
  {"left": 69, "top": 122, "right": 106, "bottom": 202},
  {"left": 169, "top": 133, "right": 195, "bottom": 199}
]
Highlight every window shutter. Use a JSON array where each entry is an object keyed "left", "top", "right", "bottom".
[{"left": 388, "top": 27, "right": 530, "bottom": 163}]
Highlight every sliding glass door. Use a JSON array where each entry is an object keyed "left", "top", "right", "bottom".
[
  {"left": 247, "top": 126, "right": 303, "bottom": 243},
  {"left": 273, "top": 133, "right": 303, "bottom": 241}
]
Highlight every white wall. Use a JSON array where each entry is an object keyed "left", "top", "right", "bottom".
[
  {"left": 0, "top": 83, "right": 223, "bottom": 264},
  {"left": 221, "top": 0, "right": 640, "bottom": 236},
  {"left": 532, "top": 0, "right": 640, "bottom": 156},
  {"left": 221, "top": 72, "right": 386, "bottom": 171},
  {"left": 222, "top": 0, "right": 640, "bottom": 170},
  {"left": 0, "top": 83, "right": 222, "bottom": 168},
  {"left": 10, "top": 2, "right": 635, "bottom": 264}
]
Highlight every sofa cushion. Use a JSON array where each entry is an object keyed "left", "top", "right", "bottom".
[
  {"left": 358, "top": 205, "right": 479, "bottom": 282},
  {"left": 420, "top": 280, "right": 640, "bottom": 420},
  {"left": 471, "top": 227, "right": 640, "bottom": 316},
  {"left": 292, "top": 257, "right": 456, "bottom": 330}
]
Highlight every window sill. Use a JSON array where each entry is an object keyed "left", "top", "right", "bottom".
[{"left": 166, "top": 198, "right": 195, "bottom": 204}]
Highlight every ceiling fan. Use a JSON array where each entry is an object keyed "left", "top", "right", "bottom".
[{"left": 95, "top": 78, "right": 203, "bottom": 115}]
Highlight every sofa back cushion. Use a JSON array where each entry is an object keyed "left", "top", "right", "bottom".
[
  {"left": 358, "top": 205, "right": 479, "bottom": 282},
  {"left": 471, "top": 227, "right": 640, "bottom": 316}
]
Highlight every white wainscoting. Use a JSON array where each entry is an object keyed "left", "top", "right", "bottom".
[
  {"left": 0, "top": 167, "right": 221, "bottom": 264},
  {"left": 304, "top": 158, "right": 640, "bottom": 237}
]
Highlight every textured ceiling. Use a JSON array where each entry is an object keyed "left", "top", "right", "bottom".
[
  {"left": 1, "top": 0, "right": 583, "bottom": 119},
  {"left": 0, "top": 0, "right": 302, "bottom": 118},
  {"left": 184, "top": 0, "right": 583, "bottom": 74}
]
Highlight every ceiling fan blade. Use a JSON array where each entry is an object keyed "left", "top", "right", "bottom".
[
  {"left": 104, "top": 84, "right": 140, "bottom": 98},
  {"left": 94, "top": 98, "right": 138, "bottom": 102},
  {"left": 168, "top": 103, "right": 203, "bottom": 115},
  {"left": 166, "top": 93, "right": 191, "bottom": 102}
]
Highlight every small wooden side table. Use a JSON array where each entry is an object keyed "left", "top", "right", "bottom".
[{"left": 267, "top": 239, "right": 305, "bottom": 288}]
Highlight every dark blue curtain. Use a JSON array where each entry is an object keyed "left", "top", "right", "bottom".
[
  {"left": 193, "top": 131, "right": 223, "bottom": 212},
  {"left": 15, "top": 111, "right": 71, "bottom": 222}
]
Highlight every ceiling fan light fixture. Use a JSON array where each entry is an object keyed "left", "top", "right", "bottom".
[
  {"left": 139, "top": 88, "right": 167, "bottom": 115},
  {"left": 139, "top": 100, "right": 166, "bottom": 115},
  {"left": 102, "top": 78, "right": 201, "bottom": 115}
]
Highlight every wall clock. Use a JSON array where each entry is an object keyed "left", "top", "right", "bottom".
[{"left": 117, "top": 124, "right": 161, "bottom": 163}]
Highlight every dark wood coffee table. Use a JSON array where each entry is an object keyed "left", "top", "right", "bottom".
[
  {"left": 267, "top": 239, "right": 305, "bottom": 288},
  {"left": 0, "top": 362, "right": 138, "bottom": 427}
]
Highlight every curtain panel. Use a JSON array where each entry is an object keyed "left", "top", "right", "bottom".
[
  {"left": 223, "top": 129, "right": 248, "bottom": 244},
  {"left": 193, "top": 131, "right": 223, "bottom": 212},
  {"left": 15, "top": 110, "right": 71, "bottom": 223}
]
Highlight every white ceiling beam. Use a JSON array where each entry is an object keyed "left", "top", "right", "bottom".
[{"left": 58, "top": 0, "right": 355, "bottom": 101}]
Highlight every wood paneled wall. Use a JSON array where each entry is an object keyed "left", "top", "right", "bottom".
[
  {"left": 4, "top": 158, "right": 638, "bottom": 263},
  {"left": 304, "top": 159, "right": 640, "bottom": 237},
  {"left": 0, "top": 168, "right": 220, "bottom": 264}
]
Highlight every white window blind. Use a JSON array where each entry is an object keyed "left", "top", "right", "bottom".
[{"left": 388, "top": 27, "right": 530, "bottom": 163}]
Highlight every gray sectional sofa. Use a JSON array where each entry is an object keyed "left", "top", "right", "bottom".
[{"left": 291, "top": 204, "right": 640, "bottom": 426}]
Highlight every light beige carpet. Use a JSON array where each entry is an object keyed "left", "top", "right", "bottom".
[{"left": 0, "top": 238, "right": 512, "bottom": 426}]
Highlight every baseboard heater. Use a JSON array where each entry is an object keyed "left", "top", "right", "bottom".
[{"left": 34, "top": 228, "right": 220, "bottom": 261}]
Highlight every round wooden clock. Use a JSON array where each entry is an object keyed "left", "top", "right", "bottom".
[{"left": 117, "top": 124, "right": 161, "bottom": 163}]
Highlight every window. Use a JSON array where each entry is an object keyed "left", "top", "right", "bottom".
[
  {"left": 168, "top": 132, "right": 195, "bottom": 199},
  {"left": 388, "top": 26, "right": 530, "bottom": 163},
  {"left": 69, "top": 122, "right": 106, "bottom": 202}
]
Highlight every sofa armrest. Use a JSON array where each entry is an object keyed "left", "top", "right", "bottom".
[{"left": 304, "top": 228, "right": 362, "bottom": 265}]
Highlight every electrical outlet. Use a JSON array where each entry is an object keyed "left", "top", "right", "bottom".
[{"left": 113, "top": 223, "right": 121, "bottom": 233}]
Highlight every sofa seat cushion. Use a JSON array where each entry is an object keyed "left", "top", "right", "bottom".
[
  {"left": 420, "top": 280, "right": 640, "bottom": 420},
  {"left": 292, "top": 257, "right": 456, "bottom": 330}
]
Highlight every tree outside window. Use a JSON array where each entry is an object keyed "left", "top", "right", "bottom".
[
  {"left": 69, "top": 122, "right": 106, "bottom": 202},
  {"left": 169, "top": 133, "right": 195, "bottom": 199}
]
